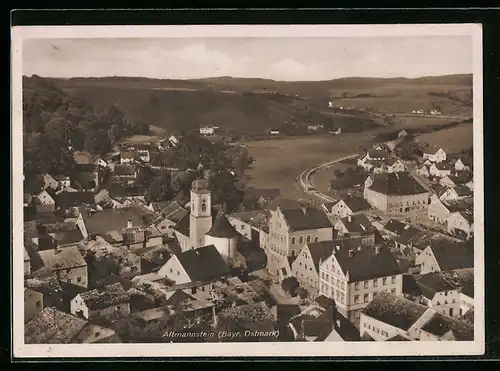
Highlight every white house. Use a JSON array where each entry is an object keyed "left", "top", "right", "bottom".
[
  {"left": 446, "top": 211, "right": 474, "bottom": 239},
  {"left": 325, "top": 196, "right": 371, "bottom": 218},
  {"left": 429, "top": 163, "right": 452, "bottom": 178},
  {"left": 169, "top": 135, "right": 179, "bottom": 147},
  {"left": 95, "top": 158, "right": 108, "bottom": 168},
  {"left": 423, "top": 148, "right": 447, "bottom": 163},
  {"left": 416, "top": 164, "right": 430, "bottom": 178},
  {"left": 439, "top": 186, "right": 472, "bottom": 202},
  {"left": 454, "top": 159, "right": 471, "bottom": 172},
  {"left": 459, "top": 282, "right": 474, "bottom": 317},
  {"left": 270, "top": 130, "right": 280, "bottom": 135},
  {"left": 200, "top": 127, "right": 217, "bottom": 136},
  {"left": 414, "top": 273, "right": 461, "bottom": 318},
  {"left": 386, "top": 158, "right": 406, "bottom": 173},
  {"left": 415, "top": 242, "right": 473, "bottom": 274}
]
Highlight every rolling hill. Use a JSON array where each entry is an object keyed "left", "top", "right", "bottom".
[{"left": 35, "top": 74, "right": 472, "bottom": 136}]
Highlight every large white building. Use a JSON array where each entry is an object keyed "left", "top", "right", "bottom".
[{"left": 363, "top": 172, "right": 429, "bottom": 215}]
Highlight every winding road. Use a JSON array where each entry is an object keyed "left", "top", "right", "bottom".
[{"left": 298, "top": 153, "right": 359, "bottom": 203}]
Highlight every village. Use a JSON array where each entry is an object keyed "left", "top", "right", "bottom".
[{"left": 22, "top": 119, "right": 475, "bottom": 344}]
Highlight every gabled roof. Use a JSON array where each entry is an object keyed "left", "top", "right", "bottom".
[
  {"left": 362, "top": 291, "right": 429, "bottom": 331},
  {"left": 383, "top": 219, "right": 409, "bottom": 236},
  {"left": 453, "top": 185, "right": 473, "bottom": 197},
  {"left": 386, "top": 157, "right": 404, "bottom": 167},
  {"left": 56, "top": 191, "right": 96, "bottom": 210},
  {"left": 74, "top": 163, "right": 99, "bottom": 173},
  {"left": 206, "top": 212, "right": 240, "bottom": 238},
  {"left": 387, "top": 334, "right": 411, "bottom": 341},
  {"left": 334, "top": 245, "right": 402, "bottom": 282},
  {"left": 460, "top": 282, "right": 474, "bottom": 299},
  {"left": 81, "top": 206, "right": 154, "bottom": 236},
  {"left": 266, "top": 196, "right": 303, "bottom": 211},
  {"left": 415, "top": 273, "right": 460, "bottom": 299},
  {"left": 79, "top": 283, "right": 130, "bottom": 310},
  {"left": 159, "top": 201, "right": 187, "bottom": 222},
  {"left": 175, "top": 244, "right": 230, "bottom": 282},
  {"left": 430, "top": 242, "right": 474, "bottom": 271},
  {"left": 367, "top": 149, "right": 389, "bottom": 159},
  {"left": 114, "top": 164, "right": 137, "bottom": 176},
  {"left": 38, "top": 246, "right": 87, "bottom": 270},
  {"left": 25, "top": 307, "right": 88, "bottom": 344},
  {"left": 341, "top": 196, "right": 371, "bottom": 213},
  {"left": 433, "top": 162, "right": 452, "bottom": 170},
  {"left": 443, "top": 198, "right": 474, "bottom": 213},
  {"left": 173, "top": 209, "right": 219, "bottom": 237},
  {"left": 448, "top": 173, "right": 473, "bottom": 184},
  {"left": 457, "top": 210, "right": 474, "bottom": 224},
  {"left": 305, "top": 241, "right": 336, "bottom": 271},
  {"left": 420, "top": 313, "right": 474, "bottom": 340},
  {"left": 280, "top": 207, "right": 332, "bottom": 232},
  {"left": 337, "top": 213, "right": 374, "bottom": 234},
  {"left": 367, "top": 172, "right": 428, "bottom": 196}
]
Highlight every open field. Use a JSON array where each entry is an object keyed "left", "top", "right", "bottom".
[
  {"left": 243, "top": 133, "right": 376, "bottom": 200},
  {"left": 415, "top": 123, "right": 473, "bottom": 153},
  {"left": 121, "top": 134, "right": 163, "bottom": 144}
]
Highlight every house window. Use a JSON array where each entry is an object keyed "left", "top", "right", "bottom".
[
  {"left": 36, "top": 301, "right": 41, "bottom": 308},
  {"left": 382, "top": 278, "right": 387, "bottom": 285},
  {"left": 444, "top": 300, "right": 448, "bottom": 305},
  {"left": 341, "top": 282, "right": 345, "bottom": 290},
  {"left": 373, "top": 279, "right": 378, "bottom": 287},
  {"left": 170, "top": 268, "right": 173, "bottom": 273},
  {"left": 117, "top": 306, "right": 121, "bottom": 310},
  {"left": 364, "top": 281, "right": 369, "bottom": 289},
  {"left": 307, "top": 236, "right": 311, "bottom": 243},
  {"left": 437, "top": 301, "right": 441, "bottom": 305},
  {"left": 444, "top": 291, "right": 448, "bottom": 296},
  {"left": 191, "top": 287, "right": 197, "bottom": 295},
  {"left": 292, "top": 237, "right": 296, "bottom": 244},
  {"left": 201, "top": 286, "right": 206, "bottom": 292},
  {"left": 299, "top": 236, "right": 304, "bottom": 244},
  {"left": 66, "top": 269, "right": 71, "bottom": 274},
  {"left": 355, "top": 283, "right": 360, "bottom": 290},
  {"left": 240, "top": 225, "right": 245, "bottom": 230},
  {"left": 364, "top": 294, "right": 369, "bottom": 303},
  {"left": 391, "top": 276, "right": 396, "bottom": 284},
  {"left": 354, "top": 295, "right": 360, "bottom": 304},
  {"left": 77, "top": 277, "right": 82, "bottom": 283},
  {"left": 391, "top": 289, "right": 396, "bottom": 294}
]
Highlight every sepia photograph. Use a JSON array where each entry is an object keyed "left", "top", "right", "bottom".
[{"left": 11, "top": 24, "right": 484, "bottom": 358}]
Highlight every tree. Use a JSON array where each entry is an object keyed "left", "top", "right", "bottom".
[
  {"left": 144, "top": 171, "right": 173, "bottom": 203},
  {"left": 44, "top": 117, "right": 71, "bottom": 141},
  {"left": 281, "top": 277, "right": 299, "bottom": 296}
]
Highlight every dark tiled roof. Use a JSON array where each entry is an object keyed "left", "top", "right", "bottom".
[
  {"left": 38, "top": 246, "right": 87, "bottom": 270},
  {"left": 53, "top": 230, "right": 85, "bottom": 246},
  {"left": 175, "top": 244, "right": 230, "bottom": 282},
  {"left": 56, "top": 191, "right": 96, "bottom": 210},
  {"left": 280, "top": 207, "right": 332, "bottom": 231},
  {"left": 461, "top": 308, "right": 474, "bottom": 324},
  {"left": 458, "top": 210, "right": 474, "bottom": 223},
  {"left": 367, "top": 172, "right": 428, "bottom": 195},
  {"left": 79, "top": 283, "right": 130, "bottom": 310},
  {"left": 448, "top": 173, "right": 473, "bottom": 185},
  {"left": 430, "top": 242, "right": 474, "bottom": 271},
  {"left": 159, "top": 201, "right": 188, "bottom": 223},
  {"left": 25, "top": 307, "right": 88, "bottom": 344},
  {"left": 368, "top": 149, "right": 389, "bottom": 159},
  {"left": 114, "top": 164, "right": 137, "bottom": 176},
  {"left": 416, "top": 273, "right": 460, "bottom": 299},
  {"left": 335, "top": 245, "right": 403, "bottom": 282},
  {"left": 453, "top": 185, "right": 473, "bottom": 197},
  {"left": 266, "top": 197, "right": 304, "bottom": 211},
  {"left": 338, "top": 213, "right": 374, "bottom": 234},
  {"left": 460, "top": 282, "right": 474, "bottom": 298},
  {"left": 172, "top": 210, "right": 219, "bottom": 237},
  {"left": 74, "top": 163, "right": 98, "bottom": 173},
  {"left": 444, "top": 198, "right": 474, "bottom": 213},
  {"left": 82, "top": 207, "right": 150, "bottom": 236},
  {"left": 387, "top": 334, "right": 411, "bottom": 341},
  {"left": 386, "top": 157, "right": 404, "bottom": 167},
  {"left": 341, "top": 196, "right": 371, "bottom": 213},
  {"left": 384, "top": 219, "right": 409, "bottom": 236},
  {"left": 362, "top": 291, "right": 429, "bottom": 331},
  {"left": 434, "top": 162, "right": 452, "bottom": 170},
  {"left": 421, "top": 313, "right": 474, "bottom": 340},
  {"left": 206, "top": 212, "right": 240, "bottom": 238},
  {"left": 306, "top": 241, "right": 336, "bottom": 271}
]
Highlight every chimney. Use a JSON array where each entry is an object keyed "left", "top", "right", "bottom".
[
  {"left": 336, "top": 245, "right": 340, "bottom": 252},
  {"left": 127, "top": 219, "right": 133, "bottom": 229},
  {"left": 301, "top": 206, "right": 307, "bottom": 215},
  {"left": 348, "top": 249, "right": 354, "bottom": 258},
  {"left": 357, "top": 246, "right": 362, "bottom": 251},
  {"left": 347, "top": 215, "right": 352, "bottom": 223},
  {"left": 375, "top": 245, "right": 381, "bottom": 254}
]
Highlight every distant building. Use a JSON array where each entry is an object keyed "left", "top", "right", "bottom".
[
  {"left": 447, "top": 211, "right": 474, "bottom": 240},
  {"left": 429, "top": 163, "right": 452, "bottom": 178},
  {"left": 135, "top": 145, "right": 151, "bottom": 163},
  {"left": 439, "top": 186, "right": 473, "bottom": 202},
  {"left": 120, "top": 151, "right": 135, "bottom": 164},
  {"left": 333, "top": 214, "right": 377, "bottom": 245},
  {"left": 427, "top": 194, "right": 472, "bottom": 226},
  {"left": 459, "top": 282, "right": 474, "bottom": 317},
  {"left": 270, "top": 129, "right": 280, "bottom": 135},
  {"left": 422, "top": 148, "right": 447, "bottom": 164},
  {"left": 38, "top": 245, "right": 88, "bottom": 288},
  {"left": 199, "top": 126, "right": 217, "bottom": 136},
  {"left": 323, "top": 196, "right": 371, "bottom": 218},
  {"left": 454, "top": 158, "right": 471, "bottom": 172},
  {"left": 398, "top": 130, "right": 408, "bottom": 138}
]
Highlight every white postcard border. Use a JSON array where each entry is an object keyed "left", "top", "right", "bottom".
[{"left": 11, "top": 23, "right": 484, "bottom": 358}]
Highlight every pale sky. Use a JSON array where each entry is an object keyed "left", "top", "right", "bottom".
[{"left": 22, "top": 36, "right": 473, "bottom": 81}]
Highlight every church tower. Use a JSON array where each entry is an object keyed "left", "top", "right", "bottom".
[{"left": 189, "top": 178, "right": 213, "bottom": 249}]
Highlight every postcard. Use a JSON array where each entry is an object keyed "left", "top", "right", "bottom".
[{"left": 12, "top": 23, "right": 484, "bottom": 358}]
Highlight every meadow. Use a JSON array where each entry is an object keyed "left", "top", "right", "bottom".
[
  {"left": 243, "top": 133, "right": 376, "bottom": 199},
  {"left": 415, "top": 123, "right": 474, "bottom": 154}
]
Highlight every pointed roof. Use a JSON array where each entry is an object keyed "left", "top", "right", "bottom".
[{"left": 206, "top": 212, "right": 240, "bottom": 238}]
